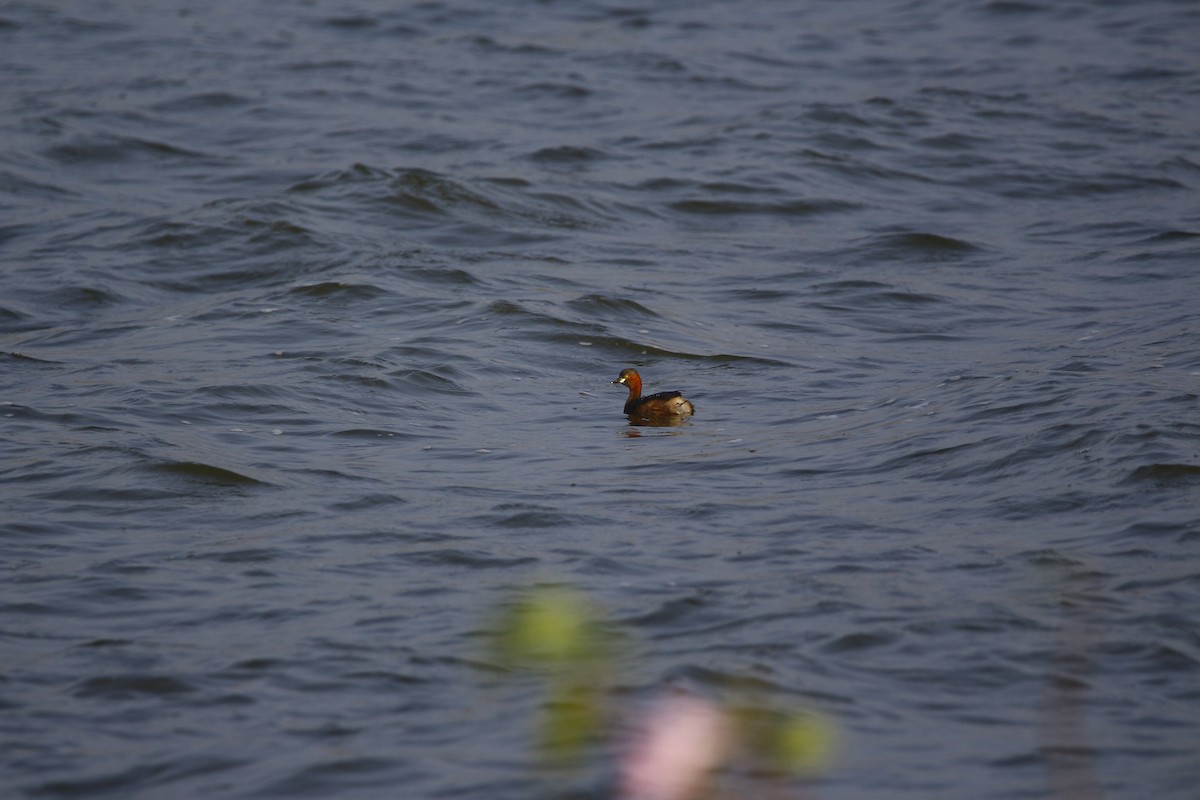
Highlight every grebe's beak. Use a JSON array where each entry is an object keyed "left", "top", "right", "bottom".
[{"left": 613, "top": 376, "right": 625, "bottom": 385}]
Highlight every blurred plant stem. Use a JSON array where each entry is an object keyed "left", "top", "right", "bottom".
[{"left": 490, "top": 584, "right": 620, "bottom": 765}]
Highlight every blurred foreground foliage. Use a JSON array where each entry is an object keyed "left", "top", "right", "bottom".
[{"left": 487, "top": 584, "right": 837, "bottom": 798}]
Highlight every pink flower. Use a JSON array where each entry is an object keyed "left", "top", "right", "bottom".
[{"left": 618, "top": 692, "right": 730, "bottom": 800}]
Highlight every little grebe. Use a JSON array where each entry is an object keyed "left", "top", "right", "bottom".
[{"left": 613, "top": 368, "right": 695, "bottom": 418}]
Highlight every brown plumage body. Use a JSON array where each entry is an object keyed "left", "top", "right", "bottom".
[{"left": 612, "top": 368, "right": 695, "bottom": 418}]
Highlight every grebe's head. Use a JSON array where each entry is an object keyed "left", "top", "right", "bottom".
[{"left": 613, "top": 368, "right": 640, "bottom": 386}]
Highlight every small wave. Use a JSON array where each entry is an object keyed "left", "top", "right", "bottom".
[
  {"left": 1124, "top": 463, "right": 1200, "bottom": 488},
  {"left": 73, "top": 674, "right": 197, "bottom": 699},
  {"left": 1, "top": 351, "right": 62, "bottom": 366},
  {"left": 288, "top": 164, "right": 605, "bottom": 238},
  {"left": 286, "top": 281, "right": 390, "bottom": 302},
  {"left": 515, "top": 81, "right": 592, "bottom": 99},
  {"left": 847, "top": 231, "right": 983, "bottom": 262},
  {"left": 137, "top": 199, "right": 326, "bottom": 282},
  {"left": 44, "top": 133, "right": 209, "bottom": 165},
  {"left": 316, "top": 14, "right": 380, "bottom": 31},
  {"left": 327, "top": 492, "right": 408, "bottom": 510},
  {"left": 150, "top": 461, "right": 271, "bottom": 487},
  {"left": 25, "top": 738, "right": 249, "bottom": 795},
  {"left": 327, "top": 429, "right": 412, "bottom": 441},
  {"left": 400, "top": 548, "right": 539, "bottom": 569},
  {"left": 258, "top": 757, "right": 404, "bottom": 798},
  {"left": 1136, "top": 229, "right": 1200, "bottom": 245},
  {"left": 486, "top": 508, "right": 578, "bottom": 529},
  {"left": 45, "top": 285, "right": 125, "bottom": 308},
  {"left": 986, "top": 165, "right": 1186, "bottom": 200},
  {"left": 669, "top": 197, "right": 860, "bottom": 217},
  {"left": 526, "top": 145, "right": 607, "bottom": 163},
  {"left": 389, "top": 368, "right": 473, "bottom": 395},
  {"left": 0, "top": 168, "right": 79, "bottom": 202},
  {"left": 185, "top": 548, "right": 284, "bottom": 565},
  {"left": 565, "top": 293, "right": 658, "bottom": 318},
  {"left": 149, "top": 91, "right": 255, "bottom": 113},
  {"left": 819, "top": 630, "right": 900, "bottom": 654},
  {"left": 981, "top": 1, "right": 1049, "bottom": 15},
  {"left": 810, "top": 279, "right": 947, "bottom": 307}
]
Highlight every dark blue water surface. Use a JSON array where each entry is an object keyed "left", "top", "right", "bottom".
[{"left": 3, "top": 1, "right": 1199, "bottom": 798}]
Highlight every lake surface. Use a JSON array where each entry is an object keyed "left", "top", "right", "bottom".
[{"left": 3, "top": 1, "right": 1199, "bottom": 798}]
